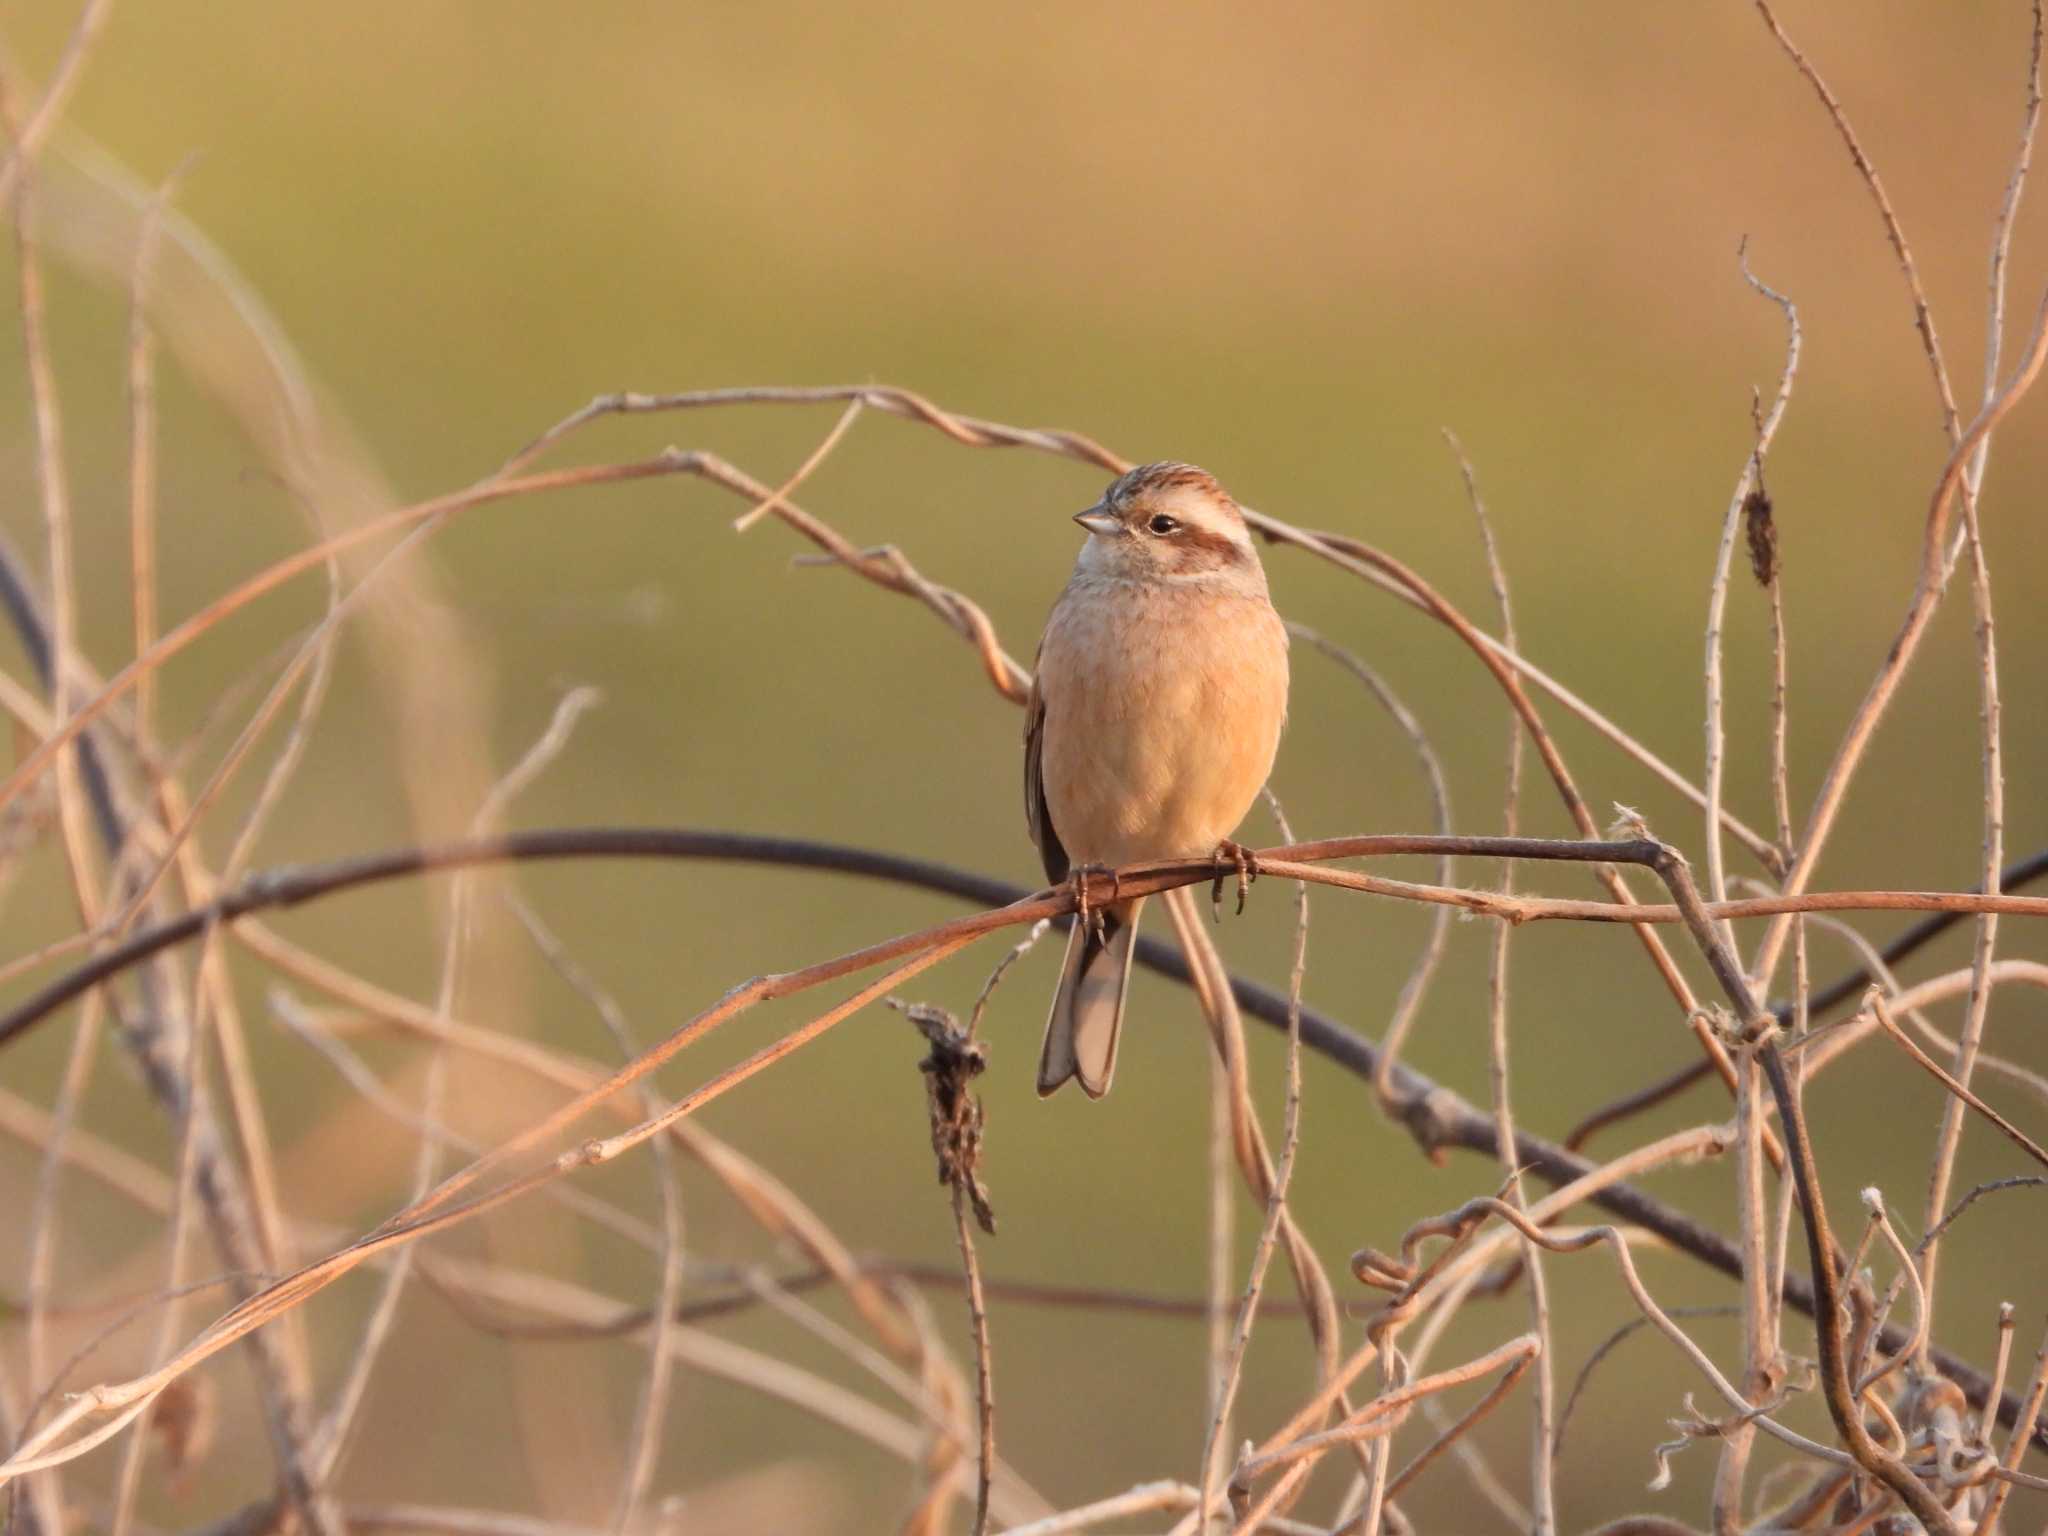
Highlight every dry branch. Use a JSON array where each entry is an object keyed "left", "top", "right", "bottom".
[
  {"left": 1, "top": 824, "right": 2039, "bottom": 1461},
  {"left": 4, "top": 12, "right": 2047, "bottom": 1519}
]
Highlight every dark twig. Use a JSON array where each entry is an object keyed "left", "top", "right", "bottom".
[
  {"left": 1552, "top": 1307, "right": 1742, "bottom": 1469},
  {"left": 0, "top": 828, "right": 2036, "bottom": 1457},
  {"left": 1866, "top": 994, "right": 2048, "bottom": 1169},
  {"left": 9, "top": 828, "right": 2046, "bottom": 1060},
  {"left": 0, "top": 505, "right": 335, "bottom": 1526},
  {"left": 430, "top": 1257, "right": 1317, "bottom": 1340},
  {"left": 1916, "top": 1176, "right": 2048, "bottom": 1257},
  {"left": 1644, "top": 845, "right": 1962, "bottom": 1530},
  {"left": 1564, "top": 846, "right": 2048, "bottom": 1152}
]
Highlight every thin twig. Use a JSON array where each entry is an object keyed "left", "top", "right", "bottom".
[
  {"left": 8, "top": 70, "right": 133, "bottom": 1536},
  {"left": 417, "top": 1249, "right": 1048, "bottom": 1526},
  {"left": 1354, "top": 1195, "right": 1848, "bottom": 1476},
  {"left": 1562, "top": 848, "right": 2048, "bottom": 1152},
  {"left": 1206, "top": 997, "right": 1235, "bottom": 1499},
  {"left": 126, "top": 165, "right": 181, "bottom": 755},
  {"left": 1718, "top": 281, "right": 1801, "bottom": 1529},
  {"left": 313, "top": 690, "right": 604, "bottom": 1490},
  {"left": 1383, "top": 1342, "right": 1542, "bottom": 1506},
  {"left": 0, "top": 0, "right": 115, "bottom": 210},
  {"left": 1288, "top": 623, "right": 1454, "bottom": 1116},
  {"left": 1716, "top": 1033, "right": 1773, "bottom": 1536},
  {"left": 269, "top": 989, "right": 663, "bottom": 1250},
  {"left": 0, "top": 825, "right": 2040, "bottom": 1429},
  {"left": 1227, "top": 1336, "right": 1539, "bottom": 1528},
  {"left": 951, "top": 1184, "right": 994, "bottom": 1536},
  {"left": 1981, "top": 1304, "right": 2018, "bottom": 1456},
  {"left": 1915, "top": 2, "right": 2033, "bottom": 1361},
  {"left": 1751, "top": 1, "right": 1963, "bottom": 436},
  {"left": 0, "top": 928, "right": 978, "bottom": 1484},
  {"left": 1978, "top": 1320, "right": 2048, "bottom": 1533},
  {"left": 106, "top": 518, "right": 500, "bottom": 936},
  {"left": 1702, "top": 243, "right": 1800, "bottom": 950},
  {"left": 137, "top": 448, "right": 342, "bottom": 1381},
  {"left": 11, "top": 826, "right": 2048, "bottom": 1059},
  {"left": 1866, "top": 993, "right": 2048, "bottom": 1169},
  {"left": 989, "top": 1481, "right": 1212, "bottom": 1536},
  {"left": 1552, "top": 1306, "right": 1741, "bottom": 1469},
  {"left": 895, "top": 976, "right": 1016, "bottom": 1532},
  {"left": 730, "top": 394, "right": 864, "bottom": 532},
  {"left": 12, "top": 831, "right": 2031, "bottom": 1482},
  {"left": 1851, "top": 1188, "right": 1929, "bottom": 1398},
  {"left": 1364, "top": 1258, "right": 1525, "bottom": 1533},
  {"left": 1449, "top": 428, "right": 1555, "bottom": 1536},
  {"left": 1195, "top": 790, "right": 1312, "bottom": 1529},
  {"left": 0, "top": 711, "right": 329, "bottom": 1536},
  {"left": 1918, "top": 1177, "right": 2048, "bottom": 1258},
  {"left": 1765, "top": 899, "right": 1806, "bottom": 1372},
  {"left": 1743, "top": 278, "right": 2048, "bottom": 999},
  {"left": 105, "top": 921, "right": 210, "bottom": 1536},
  {"left": 504, "top": 893, "right": 686, "bottom": 1534},
  {"left": 1271, "top": 1127, "right": 1733, "bottom": 1518},
  {"left": 502, "top": 381, "right": 1779, "bottom": 863},
  {"left": 1658, "top": 846, "right": 1962, "bottom": 1530},
  {"left": 0, "top": 451, "right": 714, "bottom": 822}
]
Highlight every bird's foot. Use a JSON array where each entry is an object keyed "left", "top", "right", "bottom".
[
  {"left": 1210, "top": 839, "right": 1260, "bottom": 921},
  {"left": 1069, "top": 862, "right": 1120, "bottom": 943}
]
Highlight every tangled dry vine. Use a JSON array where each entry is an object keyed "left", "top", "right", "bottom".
[{"left": 2, "top": 4, "right": 2046, "bottom": 1536}]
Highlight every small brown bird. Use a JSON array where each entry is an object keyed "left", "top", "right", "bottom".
[{"left": 1025, "top": 463, "right": 1290, "bottom": 1097}]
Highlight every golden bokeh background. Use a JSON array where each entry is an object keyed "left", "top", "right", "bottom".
[{"left": 2, "top": 3, "right": 2045, "bottom": 1530}]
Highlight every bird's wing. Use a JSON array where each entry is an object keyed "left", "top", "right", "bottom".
[{"left": 1023, "top": 670, "right": 1069, "bottom": 885}]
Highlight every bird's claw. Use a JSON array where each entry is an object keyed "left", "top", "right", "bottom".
[
  {"left": 1209, "top": 839, "right": 1259, "bottom": 921},
  {"left": 1070, "top": 863, "right": 1120, "bottom": 943}
]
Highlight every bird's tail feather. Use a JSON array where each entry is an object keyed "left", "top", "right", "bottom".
[{"left": 1037, "top": 897, "right": 1142, "bottom": 1098}]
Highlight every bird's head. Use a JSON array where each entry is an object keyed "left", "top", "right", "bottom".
[{"left": 1071, "top": 462, "right": 1264, "bottom": 589}]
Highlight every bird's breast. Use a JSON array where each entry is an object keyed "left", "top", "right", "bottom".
[{"left": 1036, "top": 579, "right": 1289, "bottom": 867}]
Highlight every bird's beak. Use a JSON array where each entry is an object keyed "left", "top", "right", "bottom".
[{"left": 1073, "top": 505, "right": 1122, "bottom": 537}]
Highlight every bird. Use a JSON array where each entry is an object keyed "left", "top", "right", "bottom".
[{"left": 1025, "top": 462, "right": 1290, "bottom": 1098}]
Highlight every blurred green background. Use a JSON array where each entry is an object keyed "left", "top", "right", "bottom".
[{"left": 1, "top": 2, "right": 2044, "bottom": 1530}]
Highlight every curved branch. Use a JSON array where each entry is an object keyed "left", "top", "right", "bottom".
[
  {"left": 8, "top": 829, "right": 2046, "bottom": 1057},
  {"left": 0, "top": 823, "right": 2032, "bottom": 1452},
  {"left": 1564, "top": 845, "right": 2048, "bottom": 1152}
]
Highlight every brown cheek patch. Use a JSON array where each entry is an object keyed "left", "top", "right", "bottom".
[{"left": 1176, "top": 528, "right": 1250, "bottom": 568}]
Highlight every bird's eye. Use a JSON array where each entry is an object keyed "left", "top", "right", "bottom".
[{"left": 1146, "top": 514, "right": 1180, "bottom": 535}]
